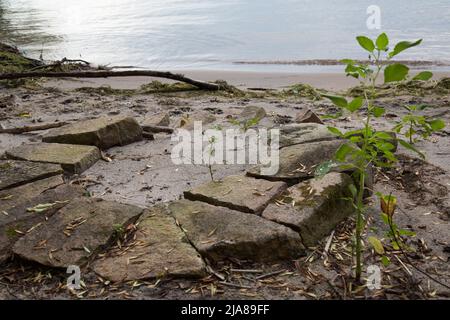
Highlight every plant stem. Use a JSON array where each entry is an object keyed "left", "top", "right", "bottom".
[
  {"left": 355, "top": 169, "right": 366, "bottom": 282},
  {"left": 409, "top": 121, "right": 413, "bottom": 144},
  {"left": 353, "top": 52, "right": 380, "bottom": 282},
  {"left": 208, "top": 163, "right": 214, "bottom": 182}
]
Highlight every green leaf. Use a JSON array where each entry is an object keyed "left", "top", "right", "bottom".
[
  {"left": 340, "top": 59, "right": 355, "bottom": 65},
  {"left": 335, "top": 143, "right": 354, "bottom": 162},
  {"left": 417, "top": 104, "right": 429, "bottom": 111},
  {"left": 384, "top": 64, "right": 409, "bottom": 83},
  {"left": 389, "top": 39, "right": 422, "bottom": 58},
  {"left": 398, "top": 139, "right": 425, "bottom": 158},
  {"left": 347, "top": 97, "right": 363, "bottom": 112},
  {"left": 345, "top": 64, "right": 360, "bottom": 79},
  {"left": 373, "top": 131, "right": 394, "bottom": 140},
  {"left": 356, "top": 36, "right": 375, "bottom": 52},
  {"left": 428, "top": 119, "right": 445, "bottom": 131},
  {"left": 343, "top": 129, "right": 364, "bottom": 139},
  {"left": 228, "top": 119, "right": 240, "bottom": 126},
  {"left": 368, "top": 236, "right": 385, "bottom": 255},
  {"left": 321, "top": 111, "right": 343, "bottom": 120},
  {"left": 348, "top": 184, "right": 357, "bottom": 198},
  {"left": 381, "top": 256, "right": 391, "bottom": 267},
  {"left": 391, "top": 241, "right": 400, "bottom": 250},
  {"left": 398, "top": 229, "right": 416, "bottom": 237},
  {"left": 380, "top": 213, "right": 390, "bottom": 225},
  {"left": 349, "top": 135, "right": 362, "bottom": 143},
  {"left": 412, "top": 71, "right": 433, "bottom": 81},
  {"left": 372, "top": 106, "right": 385, "bottom": 117},
  {"left": 383, "top": 150, "right": 397, "bottom": 162},
  {"left": 322, "top": 94, "right": 348, "bottom": 108},
  {"left": 376, "top": 33, "right": 389, "bottom": 50},
  {"left": 315, "top": 160, "right": 334, "bottom": 177},
  {"left": 327, "top": 126, "right": 343, "bottom": 137},
  {"left": 376, "top": 142, "right": 395, "bottom": 152}
]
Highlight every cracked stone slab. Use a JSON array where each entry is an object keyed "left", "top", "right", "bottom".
[
  {"left": 247, "top": 140, "right": 345, "bottom": 182},
  {"left": 43, "top": 116, "right": 143, "bottom": 149},
  {"left": 178, "top": 112, "right": 216, "bottom": 130},
  {"left": 0, "top": 160, "right": 63, "bottom": 191},
  {"left": 93, "top": 205, "right": 206, "bottom": 282},
  {"left": 240, "top": 106, "right": 267, "bottom": 122},
  {"left": 141, "top": 113, "right": 170, "bottom": 129},
  {"left": 0, "top": 182, "right": 84, "bottom": 263},
  {"left": 278, "top": 123, "right": 337, "bottom": 148},
  {"left": 262, "top": 172, "right": 354, "bottom": 247},
  {"left": 168, "top": 200, "right": 305, "bottom": 262},
  {"left": 184, "top": 175, "right": 287, "bottom": 214},
  {"left": 5, "top": 143, "right": 101, "bottom": 174},
  {"left": 0, "top": 175, "right": 65, "bottom": 212},
  {"left": 12, "top": 198, "right": 144, "bottom": 268}
]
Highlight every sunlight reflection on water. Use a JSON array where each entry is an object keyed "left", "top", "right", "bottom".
[{"left": 1, "top": 0, "right": 450, "bottom": 71}]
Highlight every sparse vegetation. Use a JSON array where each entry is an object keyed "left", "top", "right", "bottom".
[
  {"left": 317, "top": 33, "right": 444, "bottom": 283},
  {"left": 393, "top": 104, "right": 445, "bottom": 144}
]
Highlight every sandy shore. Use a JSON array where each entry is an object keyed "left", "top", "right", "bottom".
[
  {"left": 44, "top": 70, "right": 450, "bottom": 92},
  {"left": 1, "top": 56, "right": 449, "bottom": 299}
]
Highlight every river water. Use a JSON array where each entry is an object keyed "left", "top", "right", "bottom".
[{"left": 1, "top": 0, "right": 450, "bottom": 72}]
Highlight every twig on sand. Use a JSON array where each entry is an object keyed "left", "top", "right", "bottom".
[
  {"left": 0, "top": 70, "right": 220, "bottom": 91},
  {"left": 0, "top": 121, "right": 68, "bottom": 134},
  {"left": 141, "top": 125, "right": 174, "bottom": 134},
  {"left": 230, "top": 268, "right": 264, "bottom": 274},
  {"left": 255, "top": 269, "right": 286, "bottom": 280},
  {"left": 206, "top": 265, "right": 226, "bottom": 281},
  {"left": 142, "top": 132, "right": 155, "bottom": 140},
  {"left": 323, "top": 230, "right": 335, "bottom": 256},
  {"left": 219, "top": 281, "right": 253, "bottom": 290}
]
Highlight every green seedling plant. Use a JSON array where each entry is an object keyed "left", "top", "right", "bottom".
[
  {"left": 207, "top": 135, "right": 217, "bottom": 182},
  {"left": 377, "top": 193, "right": 415, "bottom": 251},
  {"left": 368, "top": 193, "right": 415, "bottom": 268},
  {"left": 318, "top": 33, "right": 428, "bottom": 282},
  {"left": 113, "top": 223, "right": 126, "bottom": 239},
  {"left": 393, "top": 104, "right": 446, "bottom": 144},
  {"left": 204, "top": 124, "right": 223, "bottom": 182},
  {"left": 229, "top": 116, "right": 261, "bottom": 132},
  {"left": 371, "top": 192, "right": 450, "bottom": 290}
]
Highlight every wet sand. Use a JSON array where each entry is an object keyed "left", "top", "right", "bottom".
[{"left": 44, "top": 70, "right": 450, "bottom": 92}]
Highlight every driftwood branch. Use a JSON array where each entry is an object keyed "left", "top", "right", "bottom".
[
  {"left": 0, "top": 122, "right": 68, "bottom": 134},
  {"left": 0, "top": 70, "right": 220, "bottom": 91},
  {"left": 141, "top": 125, "right": 174, "bottom": 134}
]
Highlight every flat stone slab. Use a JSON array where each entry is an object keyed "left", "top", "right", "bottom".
[
  {"left": 43, "top": 116, "right": 143, "bottom": 149},
  {"left": 295, "top": 109, "right": 324, "bottom": 124},
  {"left": 262, "top": 172, "right": 354, "bottom": 247},
  {"left": 141, "top": 113, "right": 170, "bottom": 128},
  {"left": 178, "top": 112, "right": 216, "bottom": 130},
  {"left": 240, "top": 106, "right": 267, "bottom": 122},
  {"left": 168, "top": 200, "right": 304, "bottom": 262},
  {"left": 0, "top": 160, "right": 63, "bottom": 191},
  {"left": 0, "top": 175, "right": 65, "bottom": 212},
  {"left": 278, "top": 123, "right": 337, "bottom": 148},
  {"left": 93, "top": 205, "right": 206, "bottom": 282},
  {"left": 247, "top": 139, "right": 345, "bottom": 181},
  {"left": 184, "top": 175, "right": 287, "bottom": 214},
  {"left": 5, "top": 143, "right": 101, "bottom": 174},
  {"left": 12, "top": 198, "right": 144, "bottom": 268},
  {"left": 0, "top": 181, "right": 84, "bottom": 263}
]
